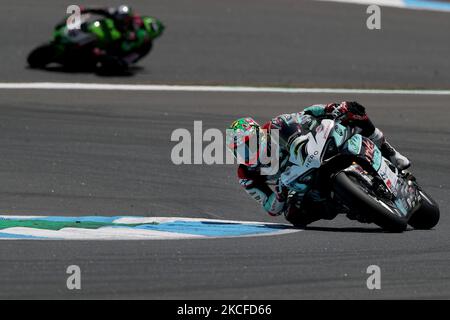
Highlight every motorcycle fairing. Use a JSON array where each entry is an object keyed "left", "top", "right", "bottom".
[
  {"left": 331, "top": 123, "right": 347, "bottom": 147},
  {"left": 281, "top": 119, "right": 335, "bottom": 187},
  {"left": 342, "top": 136, "right": 421, "bottom": 216},
  {"left": 142, "top": 17, "right": 165, "bottom": 38},
  {"left": 343, "top": 134, "right": 397, "bottom": 192},
  {"left": 344, "top": 163, "right": 420, "bottom": 217},
  {"left": 393, "top": 176, "right": 421, "bottom": 216}
]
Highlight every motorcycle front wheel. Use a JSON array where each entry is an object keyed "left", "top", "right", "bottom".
[
  {"left": 332, "top": 172, "right": 408, "bottom": 232},
  {"left": 407, "top": 190, "right": 439, "bottom": 229}
]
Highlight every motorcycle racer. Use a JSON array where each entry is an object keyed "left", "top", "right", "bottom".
[
  {"left": 226, "top": 101, "right": 411, "bottom": 227},
  {"left": 28, "top": 4, "right": 164, "bottom": 73},
  {"left": 77, "top": 5, "right": 154, "bottom": 65}
]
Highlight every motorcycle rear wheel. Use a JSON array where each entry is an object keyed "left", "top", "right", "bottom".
[
  {"left": 27, "top": 43, "right": 58, "bottom": 68},
  {"left": 333, "top": 172, "right": 408, "bottom": 232}
]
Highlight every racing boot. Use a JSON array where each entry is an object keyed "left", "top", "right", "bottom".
[
  {"left": 380, "top": 140, "right": 411, "bottom": 170},
  {"left": 369, "top": 128, "right": 410, "bottom": 170}
]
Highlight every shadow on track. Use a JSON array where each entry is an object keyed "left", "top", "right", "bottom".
[
  {"left": 301, "top": 226, "right": 394, "bottom": 233},
  {"left": 25, "top": 65, "right": 145, "bottom": 77}
]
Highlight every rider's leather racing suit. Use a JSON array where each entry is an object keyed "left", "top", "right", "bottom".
[
  {"left": 236, "top": 101, "right": 409, "bottom": 227},
  {"left": 77, "top": 7, "right": 149, "bottom": 63}
]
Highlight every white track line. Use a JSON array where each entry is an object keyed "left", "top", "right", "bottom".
[
  {"left": 319, "top": 0, "right": 405, "bottom": 8},
  {"left": 318, "top": 0, "right": 450, "bottom": 13},
  {"left": 0, "top": 82, "right": 450, "bottom": 95}
]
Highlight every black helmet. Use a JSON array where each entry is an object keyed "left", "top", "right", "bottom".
[
  {"left": 117, "top": 5, "right": 133, "bottom": 16},
  {"left": 115, "top": 5, "right": 134, "bottom": 30}
]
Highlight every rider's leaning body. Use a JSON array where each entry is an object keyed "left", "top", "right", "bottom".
[
  {"left": 226, "top": 101, "right": 411, "bottom": 227},
  {"left": 79, "top": 5, "right": 148, "bottom": 54}
]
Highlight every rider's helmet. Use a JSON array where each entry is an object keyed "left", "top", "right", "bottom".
[
  {"left": 115, "top": 5, "right": 134, "bottom": 31},
  {"left": 226, "top": 117, "right": 268, "bottom": 167}
]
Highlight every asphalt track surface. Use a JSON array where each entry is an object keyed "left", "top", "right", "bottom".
[
  {"left": 0, "top": 1, "right": 449, "bottom": 299},
  {"left": 3, "top": 0, "right": 450, "bottom": 88},
  {"left": 1, "top": 91, "right": 449, "bottom": 299}
]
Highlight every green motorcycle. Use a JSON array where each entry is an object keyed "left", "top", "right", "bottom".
[{"left": 27, "top": 11, "right": 164, "bottom": 74}]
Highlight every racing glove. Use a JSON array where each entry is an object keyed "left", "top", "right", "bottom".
[{"left": 325, "top": 101, "right": 368, "bottom": 122}]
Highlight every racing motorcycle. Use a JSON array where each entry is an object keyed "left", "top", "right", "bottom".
[
  {"left": 280, "top": 116, "right": 440, "bottom": 232},
  {"left": 27, "top": 12, "right": 164, "bottom": 73}
]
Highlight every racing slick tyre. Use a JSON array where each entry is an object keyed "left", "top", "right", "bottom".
[
  {"left": 407, "top": 190, "right": 440, "bottom": 230},
  {"left": 332, "top": 172, "right": 408, "bottom": 232},
  {"left": 27, "top": 43, "right": 58, "bottom": 68}
]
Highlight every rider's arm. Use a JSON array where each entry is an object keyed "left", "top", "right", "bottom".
[
  {"left": 303, "top": 102, "right": 373, "bottom": 130},
  {"left": 324, "top": 101, "right": 379, "bottom": 137},
  {"left": 303, "top": 104, "right": 328, "bottom": 117},
  {"left": 302, "top": 103, "right": 350, "bottom": 117},
  {"left": 237, "top": 165, "right": 286, "bottom": 216},
  {"left": 304, "top": 101, "right": 368, "bottom": 120}
]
